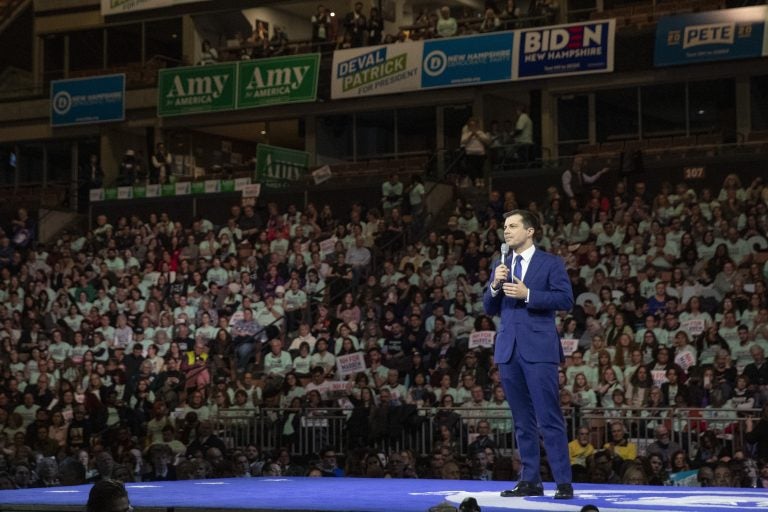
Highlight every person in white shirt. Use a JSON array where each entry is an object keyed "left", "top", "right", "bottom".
[
  {"left": 289, "top": 323, "right": 317, "bottom": 353},
  {"left": 263, "top": 339, "right": 293, "bottom": 379},
  {"left": 381, "top": 173, "right": 404, "bottom": 213},
  {"left": 310, "top": 338, "right": 336, "bottom": 376},
  {"left": 47, "top": 330, "right": 73, "bottom": 364},
  {"left": 460, "top": 117, "right": 491, "bottom": 188},
  {"left": 512, "top": 105, "right": 534, "bottom": 162}
]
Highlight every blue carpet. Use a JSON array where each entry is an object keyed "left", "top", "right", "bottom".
[{"left": 0, "top": 478, "right": 766, "bottom": 511}]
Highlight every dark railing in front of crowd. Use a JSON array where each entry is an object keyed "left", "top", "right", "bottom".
[
  {"left": 211, "top": 406, "right": 760, "bottom": 458},
  {"left": 212, "top": 406, "right": 514, "bottom": 458}
]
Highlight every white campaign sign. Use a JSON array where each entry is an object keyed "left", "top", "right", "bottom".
[
  {"left": 336, "top": 352, "right": 366, "bottom": 377},
  {"left": 331, "top": 42, "right": 423, "bottom": 99},
  {"left": 468, "top": 331, "right": 495, "bottom": 349},
  {"left": 561, "top": 338, "right": 579, "bottom": 356}
]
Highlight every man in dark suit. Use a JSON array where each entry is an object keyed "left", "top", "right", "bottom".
[{"left": 483, "top": 209, "right": 574, "bottom": 499}]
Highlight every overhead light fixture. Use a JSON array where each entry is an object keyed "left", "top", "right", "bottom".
[
  {"left": 330, "top": 11, "right": 335, "bottom": 17},
  {"left": 260, "top": 130, "right": 267, "bottom": 135}
]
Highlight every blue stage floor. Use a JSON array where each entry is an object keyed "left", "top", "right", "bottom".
[{"left": 0, "top": 477, "right": 766, "bottom": 512}]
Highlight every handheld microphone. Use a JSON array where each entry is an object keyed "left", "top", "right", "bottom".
[{"left": 493, "top": 243, "right": 509, "bottom": 291}]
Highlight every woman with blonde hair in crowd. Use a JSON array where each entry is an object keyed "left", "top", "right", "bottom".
[
  {"left": 717, "top": 173, "right": 745, "bottom": 202},
  {"left": 571, "top": 372, "right": 598, "bottom": 412}
]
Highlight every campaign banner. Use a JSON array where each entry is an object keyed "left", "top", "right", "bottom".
[
  {"left": 204, "top": 180, "right": 220, "bottom": 193},
  {"left": 669, "top": 469, "right": 699, "bottom": 487},
  {"left": 241, "top": 184, "right": 262, "bottom": 198},
  {"left": 468, "top": 330, "right": 495, "bottom": 349},
  {"left": 681, "top": 318, "right": 706, "bottom": 336},
  {"left": 651, "top": 369, "right": 668, "bottom": 387},
  {"left": 174, "top": 182, "right": 191, "bottom": 195},
  {"left": 236, "top": 54, "right": 320, "bottom": 109},
  {"left": 117, "top": 186, "right": 133, "bottom": 200},
  {"left": 422, "top": 32, "right": 514, "bottom": 89},
  {"left": 319, "top": 236, "right": 337, "bottom": 256},
  {"left": 327, "top": 381, "right": 351, "bottom": 399},
  {"left": 101, "top": 0, "right": 204, "bottom": 16},
  {"left": 331, "top": 41, "right": 422, "bottom": 99},
  {"left": 654, "top": 6, "right": 767, "bottom": 67},
  {"left": 312, "top": 165, "right": 332, "bottom": 185},
  {"left": 336, "top": 352, "right": 366, "bottom": 377},
  {"left": 51, "top": 74, "right": 125, "bottom": 127},
  {"left": 157, "top": 63, "right": 237, "bottom": 117},
  {"left": 515, "top": 19, "right": 615, "bottom": 80},
  {"left": 234, "top": 177, "right": 251, "bottom": 191},
  {"left": 675, "top": 351, "right": 696, "bottom": 372},
  {"left": 561, "top": 337, "right": 579, "bottom": 356},
  {"left": 88, "top": 177, "right": 252, "bottom": 201},
  {"left": 256, "top": 144, "right": 309, "bottom": 183},
  {"left": 89, "top": 189, "right": 105, "bottom": 202}
]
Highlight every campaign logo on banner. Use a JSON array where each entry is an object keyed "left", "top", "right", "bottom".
[
  {"left": 157, "top": 63, "right": 237, "bottom": 117},
  {"left": 255, "top": 144, "right": 309, "bottom": 184},
  {"left": 51, "top": 74, "right": 125, "bottom": 127},
  {"left": 422, "top": 32, "right": 513, "bottom": 89},
  {"left": 236, "top": 54, "right": 320, "bottom": 109},
  {"left": 331, "top": 42, "right": 422, "bottom": 99},
  {"left": 515, "top": 20, "right": 615, "bottom": 80},
  {"left": 654, "top": 6, "right": 767, "bottom": 67}
]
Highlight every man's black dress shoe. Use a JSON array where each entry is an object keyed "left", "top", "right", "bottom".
[
  {"left": 500, "top": 481, "right": 544, "bottom": 497},
  {"left": 554, "top": 483, "right": 574, "bottom": 499}
]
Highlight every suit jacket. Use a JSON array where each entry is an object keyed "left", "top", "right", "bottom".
[{"left": 483, "top": 248, "right": 573, "bottom": 364}]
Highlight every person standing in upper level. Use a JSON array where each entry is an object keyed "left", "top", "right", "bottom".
[
  {"left": 460, "top": 118, "right": 491, "bottom": 188},
  {"left": 513, "top": 105, "right": 534, "bottom": 163},
  {"left": 151, "top": 142, "right": 172, "bottom": 185},
  {"left": 344, "top": 2, "right": 367, "bottom": 47},
  {"left": 436, "top": 6, "right": 458, "bottom": 37},
  {"left": 381, "top": 173, "right": 404, "bottom": 214},
  {"left": 367, "top": 7, "right": 384, "bottom": 45},
  {"left": 311, "top": 5, "right": 331, "bottom": 52}
]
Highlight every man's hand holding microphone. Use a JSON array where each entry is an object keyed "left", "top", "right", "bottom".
[{"left": 492, "top": 243, "right": 528, "bottom": 300}]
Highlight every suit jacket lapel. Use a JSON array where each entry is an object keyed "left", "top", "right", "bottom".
[{"left": 524, "top": 249, "right": 544, "bottom": 285}]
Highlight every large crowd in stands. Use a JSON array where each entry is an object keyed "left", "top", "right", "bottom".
[
  {"left": 0, "top": 165, "right": 767, "bottom": 490},
  {"left": 198, "top": 1, "right": 558, "bottom": 63}
]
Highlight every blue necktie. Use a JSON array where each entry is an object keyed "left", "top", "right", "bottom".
[{"left": 513, "top": 255, "right": 523, "bottom": 281}]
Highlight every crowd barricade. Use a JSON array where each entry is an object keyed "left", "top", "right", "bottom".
[
  {"left": 212, "top": 406, "right": 516, "bottom": 457},
  {"left": 580, "top": 407, "right": 760, "bottom": 457},
  {"left": 212, "top": 405, "right": 761, "bottom": 459}
]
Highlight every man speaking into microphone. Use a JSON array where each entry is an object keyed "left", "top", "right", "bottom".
[{"left": 483, "top": 209, "right": 574, "bottom": 499}]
